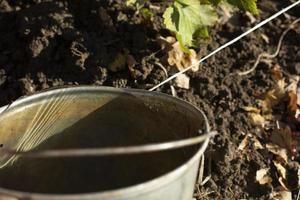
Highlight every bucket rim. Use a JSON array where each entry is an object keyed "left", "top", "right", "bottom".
[{"left": 0, "top": 86, "right": 211, "bottom": 200}]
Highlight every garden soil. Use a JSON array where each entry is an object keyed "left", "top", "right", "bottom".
[{"left": 0, "top": 0, "right": 299, "bottom": 199}]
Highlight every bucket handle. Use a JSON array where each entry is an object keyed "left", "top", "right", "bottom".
[{"left": 0, "top": 131, "right": 217, "bottom": 158}]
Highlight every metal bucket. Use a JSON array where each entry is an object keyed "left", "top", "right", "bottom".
[{"left": 0, "top": 86, "right": 212, "bottom": 200}]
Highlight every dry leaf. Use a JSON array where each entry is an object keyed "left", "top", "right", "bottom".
[
  {"left": 270, "top": 188, "right": 292, "bottom": 200},
  {"left": 295, "top": 109, "right": 300, "bottom": 120},
  {"left": 273, "top": 161, "right": 289, "bottom": 190},
  {"left": 242, "top": 106, "right": 261, "bottom": 113},
  {"left": 270, "top": 126, "right": 297, "bottom": 159},
  {"left": 273, "top": 161, "right": 287, "bottom": 179},
  {"left": 253, "top": 137, "right": 264, "bottom": 150},
  {"left": 238, "top": 135, "right": 249, "bottom": 151},
  {"left": 285, "top": 77, "right": 299, "bottom": 119},
  {"left": 249, "top": 113, "right": 267, "bottom": 128},
  {"left": 256, "top": 168, "right": 272, "bottom": 185},
  {"left": 275, "top": 79, "right": 286, "bottom": 98},
  {"left": 285, "top": 75, "right": 298, "bottom": 93},
  {"left": 238, "top": 134, "right": 264, "bottom": 151},
  {"left": 261, "top": 79, "right": 285, "bottom": 113},
  {"left": 266, "top": 143, "right": 288, "bottom": 162},
  {"left": 287, "top": 91, "right": 297, "bottom": 115},
  {"left": 157, "top": 36, "right": 176, "bottom": 50},
  {"left": 297, "top": 87, "right": 300, "bottom": 106},
  {"left": 175, "top": 74, "right": 190, "bottom": 89},
  {"left": 260, "top": 79, "right": 285, "bottom": 114},
  {"left": 167, "top": 42, "right": 199, "bottom": 72},
  {"left": 159, "top": 36, "right": 199, "bottom": 72},
  {"left": 271, "top": 65, "right": 282, "bottom": 80}
]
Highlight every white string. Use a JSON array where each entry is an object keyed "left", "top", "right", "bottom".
[
  {"left": 149, "top": 0, "right": 300, "bottom": 91},
  {"left": 237, "top": 17, "right": 300, "bottom": 76}
]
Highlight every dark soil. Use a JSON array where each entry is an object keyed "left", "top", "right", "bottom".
[{"left": 0, "top": 0, "right": 299, "bottom": 199}]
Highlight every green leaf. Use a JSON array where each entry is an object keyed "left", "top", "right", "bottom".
[
  {"left": 163, "top": 6, "right": 178, "bottom": 33},
  {"left": 126, "top": 0, "right": 146, "bottom": 10},
  {"left": 192, "top": 27, "right": 211, "bottom": 47},
  {"left": 194, "top": 27, "right": 209, "bottom": 39},
  {"left": 163, "top": 0, "right": 217, "bottom": 49},
  {"left": 227, "top": 0, "right": 258, "bottom": 14},
  {"left": 176, "top": 33, "right": 191, "bottom": 53},
  {"left": 140, "top": 8, "right": 154, "bottom": 20},
  {"left": 126, "top": 0, "right": 137, "bottom": 6}
]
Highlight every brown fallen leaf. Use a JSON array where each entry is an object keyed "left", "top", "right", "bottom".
[
  {"left": 238, "top": 133, "right": 264, "bottom": 151},
  {"left": 270, "top": 187, "right": 292, "bottom": 200},
  {"left": 260, "top": 79, "right": 285, "bottom": 114},
  {"left": 266, "top": 143, "right": 288, "bottom": 162},
  {"left": 243, "top": 106, "right": 268, "bottom": 127},
  {"left": 238, "top": 134, "right": 250, "bottom": 151},
  {"left": 270, "top": 126, "right": 298, "bottom": 160},
  {"left": 295, "top": 109, "right": 300, "bottom": 121},
  {"left": 285, "top": 75, "right": 298, "bottom": 94},
  {"left": 297, "top": 86, "right": 300, "bottom": 107},
  {"left": 285, "top": 76, "right": 299, "bottom": 120},
  {"left": 273, "top": 161, "right": 289, "bottom": 190},
  {"left": 167, "top": 42, "right": 199, "bottom": 72},
  {"left": 157, "top": 36, "right": 176, "bottom": 50},
  {"left": 287, "top": 91, "right": 297, "bottom": 116},
  {"left": 242, "top": 106, "right": 261, "bottom": 113},
  {"left": 253, "top": 136, "right": 264, "bottom": 150},
  {"left": 249, "top": 113, "right": 267, "bottom": 128},
  {"left": 271, "top": 65, "right": 283, "bottom": 80},
  {"left": 256, "top": 168, "right": 272, "bottom": 185},
  {"left": 246, "top": 78, "right": 296, "bottom": 130}
]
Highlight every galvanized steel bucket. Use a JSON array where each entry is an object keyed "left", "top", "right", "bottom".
[{"left": 0, "top": 86, "right": 214, "bottom": 200}]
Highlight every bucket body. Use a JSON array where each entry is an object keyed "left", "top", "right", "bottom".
[{"left": 0, "top": 86, "right": 210, "bottom": 200}]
